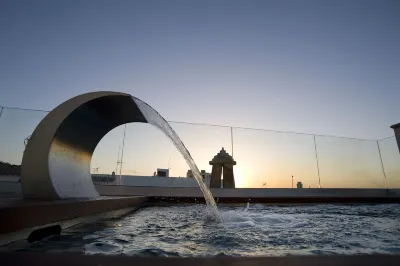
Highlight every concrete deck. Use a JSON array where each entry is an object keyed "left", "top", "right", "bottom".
[
  {"left": 0, "top": 253, "right": 399, "bottom": 266},
  {"left": 0, "top": 196, "right": 148, "bottom": 234},
  {"left": 0, "top": 196, "right": 148, "bottom": 245}
]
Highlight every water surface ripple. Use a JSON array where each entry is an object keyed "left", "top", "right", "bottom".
[{"left": 4, "top": 204, "right": 400, "bottom": 256}]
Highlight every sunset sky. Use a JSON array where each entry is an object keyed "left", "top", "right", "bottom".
[{"left": 0, "top": 0, "right": 399, "bottom": 188}]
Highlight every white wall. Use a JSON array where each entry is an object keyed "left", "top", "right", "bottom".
[
  {"left": 120, "top": 175, "right": 210, "bottom": 188},
  {"left": 0, "top": 174, "right": 210, "bottom": 195}
]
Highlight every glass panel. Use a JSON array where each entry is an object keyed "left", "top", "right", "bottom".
[
  {"left": 232, "top": 128, "right": 318, "bottom": 188},
  {"left": 170, "top": 122, "right": 232, "bottom": 178},
  {"left": 378, "top": 137, "right": 400, "bottom": 188},
  {"left": 0, "top": 108, "right": 48, "bottom": 166},
  {"left": 91, "top": 124, "right": 126, "bottom": 175},
  {"left": 95, "top": 122, "right": 233, "bottom": 178},
  {"left": 315, "top": 136, "right": 385, "bottom": 188},
  {"left": 120, "top": 123, "right": 183, "bottom": 177}
]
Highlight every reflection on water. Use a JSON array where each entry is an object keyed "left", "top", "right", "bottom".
[{"left": 3, "top": 204, "right": 400, "bottom": 256}]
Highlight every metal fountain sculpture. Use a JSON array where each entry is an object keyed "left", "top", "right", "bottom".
[{"left": 21, "top": 92, "right": 148, "bottom": 199}]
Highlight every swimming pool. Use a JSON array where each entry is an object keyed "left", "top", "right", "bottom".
[{"left": 3, "top": 204, "right": 400, "bottom": 256}]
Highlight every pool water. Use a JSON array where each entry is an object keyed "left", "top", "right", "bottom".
[{"left": 4, "top": 204, "right": 400, "bottom": 256}]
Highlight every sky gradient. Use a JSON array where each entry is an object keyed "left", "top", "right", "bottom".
[
  {"left": 1, "top": 0, "right": 399, "bottom": 139},
  {"left": 0, "top": 0, "right": 399, "bottom": 187}
]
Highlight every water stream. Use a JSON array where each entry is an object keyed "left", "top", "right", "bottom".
[{"left": 133, "top": 97, "right": 222, "bottom": 222}]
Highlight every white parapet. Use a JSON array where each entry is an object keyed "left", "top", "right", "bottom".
[{"left": 119, "top": 175, "right": 210, "bottom": 188}]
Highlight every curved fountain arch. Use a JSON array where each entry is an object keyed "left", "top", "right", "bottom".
[{"left": 21, "top": 91, "right": 148, "bottom": 199}]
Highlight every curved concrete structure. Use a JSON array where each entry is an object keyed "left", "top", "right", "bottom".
[{"left": 21, "top": 91, "right": 147, "bottom": 199}]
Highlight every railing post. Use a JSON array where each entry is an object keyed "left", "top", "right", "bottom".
[
  {"left": 0, "top": 106, "right": 3, "bottom": 121},
  {"left": 119, "top": 124, "right": 127, "bottom": 185},
  {"left": 391, "top": 123, "right": 400, "bottom": 154},
  {"left": 377, "top": 140, "right": 388, "bottom": 189},
  {"left": 313, "top": 135, "right": 321, "bottom": 188},
  {"left": 231, "top": 127, "right": 234, "bottom": 158}
]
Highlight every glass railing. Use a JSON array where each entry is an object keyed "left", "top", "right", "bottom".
[
  {"left": 0, "top": 106, "right": 399, "bottom": 188},
  {"left": 232, "top": 128, "right": 318, "bottom": 188},
  {"left": 90, "top": 124, "right": 126, "bottom": 176},
  {"left": 315, "top": 136, "right": 386, "bottom": 188},
  {"left": 92, "top": 122, "right": 232, "bottom": 178},
  {"left": 0, "top": 107, "right": 48, "bottom": 167}
]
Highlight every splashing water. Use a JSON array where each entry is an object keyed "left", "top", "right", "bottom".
[
  {"left": 133, "top": 97, "right": 222, "bottom": 222},
  {"left": 245, "top": 202, "right": 250, "bottom": 211}
]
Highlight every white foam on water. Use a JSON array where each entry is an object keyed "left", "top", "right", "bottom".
[
  {"left": 219, "top": 207, "right": 305, "bottom": 230},
  {"left": 220, "top": 210, "right": 256, "bottom": 229},
  {"left": 133, "top": 97, "right": 222, "bottom": 222},
  {"left": 251, "top": 203, "right": 266, "bottom": 209}
]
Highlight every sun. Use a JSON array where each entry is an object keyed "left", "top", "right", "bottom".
[{"left": 234, "top": 165, "right": 250, "bottom": 188}]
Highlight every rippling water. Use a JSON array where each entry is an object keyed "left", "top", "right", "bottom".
[{"left": 4, "top": 204, "right": 400, "bottom": 256}]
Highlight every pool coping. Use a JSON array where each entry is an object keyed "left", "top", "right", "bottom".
[
  {"left": 96, "top": 186, "right": 400, "bottom": 203},
  {"left": 0, "top": 196, "right": 148, "bottom": 244}
]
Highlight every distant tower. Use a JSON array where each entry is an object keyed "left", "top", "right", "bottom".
[{"left": 209, "top": 148, "right": 236, "bottom": 188}]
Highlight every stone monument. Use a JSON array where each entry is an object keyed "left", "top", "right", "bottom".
[{"left": 209, "top": 148, "right": 236, "bottom": 188}]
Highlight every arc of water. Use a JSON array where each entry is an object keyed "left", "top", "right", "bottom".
[{"left": 133, "top": 97, "right": 222, "bottom": 221}]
